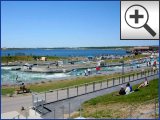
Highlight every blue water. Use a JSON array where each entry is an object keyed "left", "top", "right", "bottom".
[{"left": 2, "top": 49, "right": 128, "bottom": 57}]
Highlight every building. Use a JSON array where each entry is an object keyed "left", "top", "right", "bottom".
[
  {"left": 40, "top": 57, "right": 47, "bottom": 61},
  {"left": 131, "top": 46, "right": 159, "bottom": 53}
]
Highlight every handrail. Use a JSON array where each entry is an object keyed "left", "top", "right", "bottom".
[{"left": 35, "top": 68, "right": 158, "bottom": 94}]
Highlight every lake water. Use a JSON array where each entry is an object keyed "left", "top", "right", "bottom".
[{"left": 2, "top": 49, "right": 128, "bottom": 57}]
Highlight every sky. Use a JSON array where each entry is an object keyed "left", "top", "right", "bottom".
[{"left": 1, "top": 1, "right": 159, "bottom": 48}]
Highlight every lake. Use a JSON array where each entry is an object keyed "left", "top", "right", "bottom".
[{"left": 2, "top": 49, "right": 128, "bottom": 57}]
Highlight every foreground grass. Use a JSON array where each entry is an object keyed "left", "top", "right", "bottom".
[
  {"left": 1, "top": 68, "right": 152, "bottom": 95},
  {"left": 78, "top": 79, "right": 158, "bottom": 118}
]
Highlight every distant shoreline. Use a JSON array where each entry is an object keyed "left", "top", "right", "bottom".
[{"left": 1, "top": 45, "right": 159, "bottom": 50}]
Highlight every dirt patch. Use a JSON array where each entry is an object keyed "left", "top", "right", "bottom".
[{"left": 72, "top": 102, "right": 158, "bottom": 119}]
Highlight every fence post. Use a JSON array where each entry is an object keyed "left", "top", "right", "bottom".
[
  {"left": 129, "top": 75, "right": 130, "bottom": 82},
  {"left": 53, "top": 108, "right": 55, "bottom": 119},
  {"left": 107, "top": 80, "right": 108, "bottom": 87},
  {"left": 25, "top": 108, "right": 28, "bottom": 119},
  {"left": 67, "top": 88, "right": 69, "bottom": 98},
  {"left": 79, "top": 101, "right": 82, "bottom": 117},
  {"left": 68, "top": 102, "right": 71, "bottom": 118},
  {"left": 32, "top": 94, "right": 34, "bottom": 106},
  {"left": 57, "top": 90, "right": 58, "bottom": 101},
  {"left": 145, "top": 71, "right": 146, "bottom": 77},
  {"left": 93, "top": 82, "right": 95, "bottom": 91},
  {"left": 45, "top": 92, "right": 46, "bottom": 103},
  {"left": 148, "top": 70, "right": 149, "bottom": 76},
  {"left": 77, "top": 86, "right": 78, "bottom": 96},
  {"left": 119, "top": 77, "right": 120, "bottom": 85},
  {"left": 113, "top": 78, "right": 115, "bottom": 86},
  {"left": 100, "top": 81, "right": 102, "bottom": 89},
  {"left": 133, "top": 74, "right": 134, "bottom": 80},
  {"left": 36, "top": 97, "right": 38, "bottom": 107},
  {"left": 85, "top": 84, "right": 87, "bottom": 94},
  {"left": 61, "top": 105, "right": 64, "bottom": 119},
  {"left": 137, "top": 73, "right": 138, "bottom": 79}
]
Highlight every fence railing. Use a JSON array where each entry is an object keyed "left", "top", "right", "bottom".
[{"left": 32, "top": 68, "right": 159, "bottom": 107}]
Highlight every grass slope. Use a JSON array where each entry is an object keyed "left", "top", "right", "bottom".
[{"left": 80, "top": 79, "right": 158, "bottom": 118}]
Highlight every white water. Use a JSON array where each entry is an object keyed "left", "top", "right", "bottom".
[{"left": 1, "top": 67, "right": 71, "bottom": 84}]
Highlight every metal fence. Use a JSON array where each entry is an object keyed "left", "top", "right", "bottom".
[
  {"left": 32, "top": 68, "right": 159, "bottom": 105},
  {"left": 12, "top": 97, "right": 159, "bottom": 119},
  {"left": 12, "top": 68, "right": 159, "bottom": 119}
]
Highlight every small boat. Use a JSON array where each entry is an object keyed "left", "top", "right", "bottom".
[
  {"left": 11, "top": 67, "right": 21, "bottom": 70},
  {"left": 126, "top": 50, "right": 132, "bottom": 53}
]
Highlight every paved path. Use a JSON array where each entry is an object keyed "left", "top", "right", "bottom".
[{"left": 40, "top": 74, "right": 159, "bottom": 119}]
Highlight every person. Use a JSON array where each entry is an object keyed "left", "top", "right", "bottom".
[
  {"left": 149, "top": 61, "right": 151, "bottom": 67},
  {"left": 20, "top": 83, "right": 26, "bottom": 92},
  {"left": 125, "top": 83, "right": 131, "bottom": 95},
  {"left": 137, "top": 64, "right": 140, "bottom": 68},
  {"left": 96, "top": 66, "right": 100, "bottom": 74},
  {"left": 138, "top": 77, "right": 149, "bottom": 89},
  {"left": 146, "top": 61, "right": 149, "bottom": 67},
  {"left": 16, "top": 74, "right": 18, "bottom": 81},
  {"left": 56, "top": 62, "right": 59, "bottom": 68},
  {"left": 153, "top": 60, "right": 157, "bottom": 67},
  {"left": 87, "top": 68, "right": 91, "bottom": 75},
  {"left": 84, "top": 70, "right": 88, "bottom": 76},
  {"left": 119, "top": 86, "right": 126, "bottom": 95},
  {"left": 129, "top": 84, "right": 133, "bottom": 92},
  {"left": 153, "top": 66, "right": 157, "bottom": 74}
]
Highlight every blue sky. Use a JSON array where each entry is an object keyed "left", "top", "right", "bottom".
[{"left": 1, "top": 1, "right": 159, "bottom": 48}]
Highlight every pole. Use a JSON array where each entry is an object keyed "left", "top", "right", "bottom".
[
  {"left": 61, "top": 105, "right": 64, "bottom": 119},
  {"left": 80, "top": 102, "right": 82, "bottom": 117},
  {"left": 68, "top": 102, "right": 70, "bottom": 118},
  {"left": 53, "top": 108, "right": 55, "bottom": 119},
  {"left": 77, "top": 86, "right": 78, "bottom": 96},
  {"left": 67, "top": 88, "right": 69, "bottom": 98},
  {"left": 85, "top": 84, "right": 87, "bottom": 94},
  {"left": 57, "top": 90, "right": 58, "bottom": 100},
  {"left": 32, "top": 94, "right": 34, "bottom": 106},
  {"left": 45, "top": 92, "right": 46, "bottom": 103}
]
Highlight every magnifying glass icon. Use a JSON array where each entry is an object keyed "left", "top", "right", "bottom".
[{"left": 125, "top": 4, "right": 156, "bottom": 37}]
